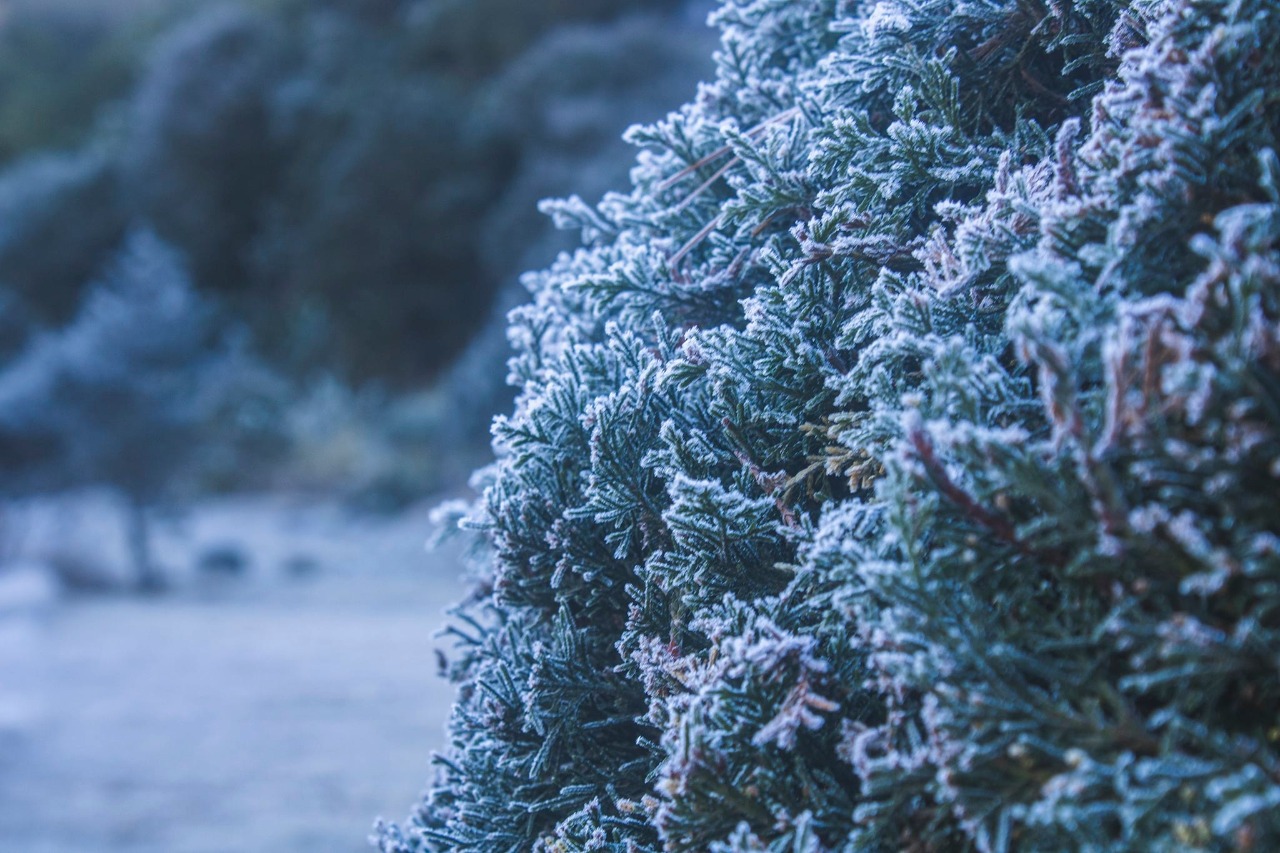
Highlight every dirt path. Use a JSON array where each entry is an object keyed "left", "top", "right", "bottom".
[{"left": 0, "top": 501, "right": 469, "bottom": 852}]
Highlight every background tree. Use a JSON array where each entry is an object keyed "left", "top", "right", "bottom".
[
  {"left": 124, "top": 4, "right": 289, "bottom": 298},
  {"left": 0, "top": 230, "right": 240, "bottom": 589}
]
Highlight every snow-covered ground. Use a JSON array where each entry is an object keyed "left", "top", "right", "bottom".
[{"left": 0, "top": 493, "right": 471, "bottom": 852}]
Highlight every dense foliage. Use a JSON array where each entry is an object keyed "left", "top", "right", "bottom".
[{"left": 383, "top": 0, "right": 1280, "bottom": 849}]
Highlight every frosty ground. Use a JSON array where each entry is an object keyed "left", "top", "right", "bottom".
[{"left": 0, "top": 493, "right": 468, "bottom": 852}]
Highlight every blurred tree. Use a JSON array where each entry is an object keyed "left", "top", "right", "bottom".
[
  {"left": 0, "top": 230, "right": 237, "bottom": 589},
  {"left": 125, "top": 5, "right": 290, "bottom": 296},
  {"left": 247, "top": 9, "right": 511, "bottom": 383}
]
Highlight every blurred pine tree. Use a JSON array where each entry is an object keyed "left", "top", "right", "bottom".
[{"left": 0, "top": 231, "right": 239, "bottom": 588}]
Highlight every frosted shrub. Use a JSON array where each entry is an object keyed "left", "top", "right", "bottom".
[{"left": 382, "top": 0, "right": 1280, "bottom": 849}]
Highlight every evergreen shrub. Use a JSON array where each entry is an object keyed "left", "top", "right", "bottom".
[{"left": 383, "top": 0, "right": 1280, "bottom": 849}]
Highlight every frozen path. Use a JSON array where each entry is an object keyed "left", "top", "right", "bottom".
[{"left": 0, "top": 499, "right": 469, "bottom": 852}]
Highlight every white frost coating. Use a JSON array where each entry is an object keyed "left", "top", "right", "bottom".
[{"left": 863, "top": 2, "right": 911, "bottom": 39}]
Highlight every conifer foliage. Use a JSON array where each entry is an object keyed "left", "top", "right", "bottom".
[{"left": 382, "top": 0, "right": 1280, "bottom": 849}]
